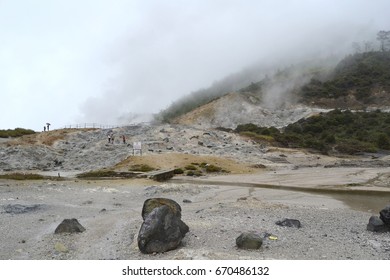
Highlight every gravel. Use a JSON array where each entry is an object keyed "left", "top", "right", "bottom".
[{"left": 1, "top": 180, "right": 389, "bottom": 260}]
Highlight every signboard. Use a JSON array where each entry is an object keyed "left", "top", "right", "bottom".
[{"left": 133, "top": 141, "right": 142, "bottom": 155}]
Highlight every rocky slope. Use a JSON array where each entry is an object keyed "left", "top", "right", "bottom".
[
  {"left": 0, "top": 123, "right": 273, "bottom": 173},
  {"left": 172, "top": 92, "right": 327, "bottom": 129}
]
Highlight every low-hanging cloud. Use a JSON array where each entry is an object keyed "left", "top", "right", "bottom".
[
  {"left": 78, "top": 0, "right": 389, "bottom": 126},
  {"left": 1, "top": 0, "right": 389, "bottom": 129}
]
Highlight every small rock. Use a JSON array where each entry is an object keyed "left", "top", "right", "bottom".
[
  {"left": 276, "top": 218, "right": 301, "bottom": 228},
  {"left": 54, "top": 218, "right": 86, "bottom": 234},
  {"left": 183, "top": 199, "right": 192, "bottom": 203},
  {"left": 54, "top": 242, "right": 69, "bottom": 253},
  {"left": 367, "top": 216, "right": 389, "bottom": 233},
  {"left": 236, "top": 232, "right": 263, "bottom": 249}
]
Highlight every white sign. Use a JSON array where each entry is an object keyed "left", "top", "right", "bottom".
[{"left": 133, "top": 141, "right": 142, "bottom": 150}]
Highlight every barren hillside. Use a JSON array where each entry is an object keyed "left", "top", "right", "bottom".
[{"left": 172, "top": 92, "right": 327, "bottom": 129}]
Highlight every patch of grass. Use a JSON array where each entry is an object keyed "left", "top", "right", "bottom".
[
  {"left": 0, "top": 173, "right": 45, "bottom": 180},
  {"left": 128, "top": 164, "right": 155, "bottom": 172},
  {"left": 239, "top": 131, "right": 275, "bottom": 143},
  {"left": 205, "top": 164, "right": 223, "bottom": 173},
  {"left": 77, "top": 170, "right": 118, "bottom": 178},
  {"left": 184, "top": 164, "right": 198, "bottom": 171},
  {"left": 186, "top": 170, "right": 202, "bottom": 177},
  {"left": 0, "top": 128, "right": 35, "bottom": 138},
  {"left": 173, "top": 168, "right": 184, "bottom": 174}
]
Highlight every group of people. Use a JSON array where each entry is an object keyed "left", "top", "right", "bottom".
[
  {"left": 43, "top": 123, "right": 51, "bottom": 132},
  {"left": 108, "top": 134, "right": 126, "bottom": 144}
]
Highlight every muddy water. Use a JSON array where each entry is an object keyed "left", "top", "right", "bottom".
[
  {"left": 328, "top": 191, "right": 390, "bottom": 213},
  {"left": 172, "top": 179, "right": 390, "bottom": 213}
]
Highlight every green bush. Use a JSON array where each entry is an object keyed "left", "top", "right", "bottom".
[
  {"left": 185, "top": 164, "right": 197, "bottom": 171},
  {"left": 173, "top": 168, "right": 184, "bottom": 174},
  {"left": 205, "top": 164, "right": 222, "bottom": 173},
  {"left": 377, "top": 133, "right": 390, "bottom": 149},
  {"left": 186, "top": 170, "right": 202, "bottom": 177}
]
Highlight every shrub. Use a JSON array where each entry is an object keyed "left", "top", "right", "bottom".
[
  {"left": 128, "top": 164, "right": 155, "bottom": 172},
  {"left": 205, "top": 164, "right": 222, "bottom": 173},
  {"left": 377, "top": 133, "right": 390, "bottom": 149},
  {"left": 173, "top": 168, "right": 184, "bottom": 174},
  {"left": 185, "top": 164, "right": 197, "bottom": 171},
  {"left": 186, "top": 170, "right": 202, "bottom": 177}
]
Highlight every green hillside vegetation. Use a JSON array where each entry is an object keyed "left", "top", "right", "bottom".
[
  {"left": 301, "top": 51, "right": 390, "bottom": 106},
  {"left": 235, "top": 109, "right": 390, "bottom": 155},
  {"left": 0, "top": 128, "right": 36, "bottom": 138}
]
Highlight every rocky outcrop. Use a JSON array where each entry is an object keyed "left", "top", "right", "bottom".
[
  {"left": 236, "top": 232, "right": 263, "bottom": 249},
  {"left": 54, "top": 218, "right": 86, "bottom": 234},
  {"left": 138, "top": 198, "right": 189, "bottom": 254},
  {"left": 0, "top": 123, "right": 270, "bottom": 172}
]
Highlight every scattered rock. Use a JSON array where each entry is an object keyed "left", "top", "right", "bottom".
[
  {"left": 367, "top": 216, "right": 389, "bottom": 232},
  {"left": 138, "top": 198, "right": 189, "bottom": 254},
  {"left": 276, "top": 218, "right": 302, "bottom": 228},
  {"left": 236, "top": 232, "right": 263, "bottom": 249},
  {"left": 54, "top": 218, "right": 86, "bottom": 234},
  {"left": 3, "top": 204, "right": 42, "bottom": 214},
  {"left": 379, "top": 205, "right": 390, "bottom": 225}
]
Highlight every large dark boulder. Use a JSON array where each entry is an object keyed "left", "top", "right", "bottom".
[
  {"left": 54, "top": 218, "right": 86, "bottom": 234},
  {"left": 138, "top": 198, "right": 189, "bottom": 254},
  {"left": 367, "top": 216, "right": 389, "bottom": 233},
  {"left": 379, "top": 205, "right": 390, "bottom": 225},
  {"left": 236, "top": 232, "right": 263, "bottom": 249},
  {"left": 276, "top": 218, "right": 301, "bottom": 228}
]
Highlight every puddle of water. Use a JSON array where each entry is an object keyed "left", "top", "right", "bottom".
[
  {"left": 328, "top": 192, "right": 390, "bottom": 213},
  {"left": 172, "top": 178, "right": 390, "bottom": 213}
]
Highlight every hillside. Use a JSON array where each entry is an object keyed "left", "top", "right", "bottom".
[
  {"left": 159, "top": 51, "right": 390, "bottom": 126},
  {"left": 235, "top": 109, "right": 390, "bottom": 155},
  {"left": 172, "top": 92, "right": 326, "bottom": 129},
  {"left": 300, "top": 51, "right": 390, "bottom": 108}
]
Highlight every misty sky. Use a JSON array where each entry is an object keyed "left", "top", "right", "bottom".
[{"left": 0, "top": 0, "right": 389, "bottom": 130}]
